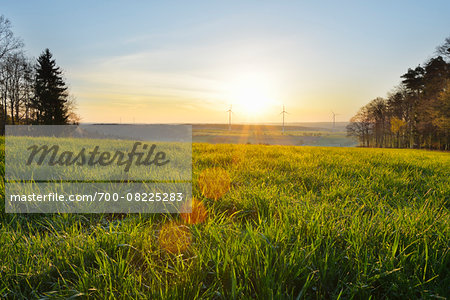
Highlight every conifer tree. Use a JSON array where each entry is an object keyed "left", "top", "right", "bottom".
[{"left": 33, "top": 48, "right": 68, "bottom": 124}]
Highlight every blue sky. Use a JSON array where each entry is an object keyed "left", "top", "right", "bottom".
[{"left": 2, "top": 1, "right": 450, "bottom": 123}]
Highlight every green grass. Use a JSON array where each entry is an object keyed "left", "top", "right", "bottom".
[
  {"left": 192, "top": 128, "right": 357, "bottom": 147},
  {"left": 1, "top": 139, "right": 449, "bottom": 299}
]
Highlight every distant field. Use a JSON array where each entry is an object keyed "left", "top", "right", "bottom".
[
  {"left": 1, "top": 140, "right": 449, "bottom": 298},
  {"left": 192, "top": 123, "right": 357, "bottom": 147}
]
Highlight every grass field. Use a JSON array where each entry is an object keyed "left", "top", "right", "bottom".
[
  {"left": 1, "top": 139, "right": 449, "bottom": 299},
  {"left": 192, "top": 124, "right": 357, "bottom": 147}
]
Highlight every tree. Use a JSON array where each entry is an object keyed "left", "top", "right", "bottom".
[
  {"left": 346, "top": 105, "right": 373, "bottom": 147},
  {"left": 0, "top": 52, "right": 34, "bottom": 125},
  {"left": 1, "top": 17, "right": 77, "bottom": 131},
  {"left": 401, "top": 66, "right": 425, "bottom": 147},
  {"left": 418, "top": 56, "right": 450, "bottom": 148},
  {"left": 350, "top": 36, "right": 450, "bottom": 150},
  {"left": 33, "top": 49, "right": 69, "bottom": 124},
  {"left": 0, "top": 15, "right": 23, "bottom": 61},
  {"left": 436, "top": 36, "right": 450, "bottom": 61},
  {"left": 387, "top": 88, "right": 407, "bottom": 120},
  {"left": 390, "top": 117, "right": 406, "bottom": 148},
  {"left": 367, "top": 97, "right": 388, "bottom": 147},
  {"left": 0, "top": 15, "right": 24, "bottom": 133},
  {"left": 432, "top": 80, "right": 450, "bottom": 150}
]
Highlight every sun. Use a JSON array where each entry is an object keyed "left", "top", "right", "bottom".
[{"left": 228, "top": 73, "right": 277, "bottom": 116}]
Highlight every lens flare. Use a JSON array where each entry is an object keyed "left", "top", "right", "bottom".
[
  {"left": 198, "top": 167, "right": 231, "bottom": 200},
  {"left": 181, "top": 198, "right": 208, "bottom": 224},
  {"left": 158, "top": 222, "right": 191, "bottom": 254}
]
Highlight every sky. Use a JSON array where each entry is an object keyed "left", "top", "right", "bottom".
[{"left": 2, "top": 1, "right": 450, "bottom": 124}]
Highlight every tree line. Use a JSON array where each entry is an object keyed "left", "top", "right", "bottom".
[
  {"left": 347, "top": 37, "right": 450, "bottom": 150},
  {"left": 0, "top": 15, "right": 78, "bottom": 135}
]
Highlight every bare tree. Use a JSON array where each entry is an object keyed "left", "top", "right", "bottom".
[
  {"left": 66, "top": 94, "right": 81, "bottom": 124},
  {"left": 0, "top": 52, "right": 33, "bottom": 125},
  {"left": 0, "top": 15, "right": 24, "bottom": 133},
  {"left": 436, "top": 36, "right": 450, "bottom": 61},
  {"left": 0, "top": 15, "right": 23, "bottom": 61},
  {"left": 347, "top": 106, "right": 373, "bottom": 147},
  {"left": 367, "top": 97, "right": 388, "bottom": 147}
]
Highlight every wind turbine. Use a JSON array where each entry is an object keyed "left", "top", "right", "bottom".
[
  {"left": 227, "top": 105, "right": 233, "bottom": 131},
  {"left": 280, "top": 105, "right": 288, "bottom": 134},
  {"left": 331, "top": 111, "right": 340, "bottom": 130}
]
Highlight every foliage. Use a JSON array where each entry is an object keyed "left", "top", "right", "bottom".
[
  {"left": 0, "top": 15, "right": 78, "bottom": 132},
  {"left": 33, "top": 49, "right": 69, "bottom": 124},
  {"left": 348, "top": 37, "right": 450, "bottom": 150}
]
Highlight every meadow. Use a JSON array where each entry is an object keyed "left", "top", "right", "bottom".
[
  {"left": 192, "top": 124, "right": 357, "bottom": 147},
  {"left": 0, "top": 138, "right": 449, "bottom": 299}
]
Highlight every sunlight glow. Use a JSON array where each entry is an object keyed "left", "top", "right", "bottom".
[{"left": 227, "top": 72, "right": 278, "bottom": 116}]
